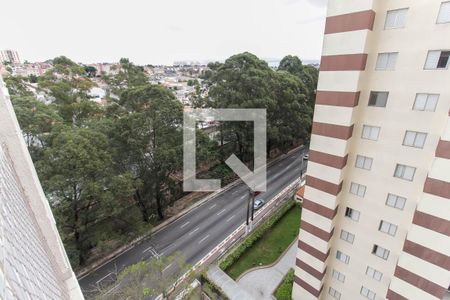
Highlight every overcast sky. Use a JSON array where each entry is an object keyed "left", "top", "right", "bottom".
[{"left": 3, "top": 0, "right": 327, "bottom": 65}]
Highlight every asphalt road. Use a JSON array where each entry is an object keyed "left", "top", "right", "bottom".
[{"left": 79, "top": 147, "right": 308, "bottom": 297}]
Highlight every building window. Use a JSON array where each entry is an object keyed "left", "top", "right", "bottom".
[
  {"left": 425, "top": 50, "right": 450, "bottom": 69},
  {"left": 366, "top": 266, "right": 383, "bottom": 281},
  {"left": 376, "top": 53, "right": 398, "bottom": 70},
  {"left": 379, "top": 220, "right": 398, "bottom": 236},
  {"left": 403, "top": 131, "right": 427, "bottom": 148},
  {"left": 437, "top": 1, "right": 450, "bottom": 24},
  {"left": 362, "top": 125, "right": 381, "bottom": 141},
  {"left": 384, "top": 8, "right": 408, "bottom": 29},
  {"left": 355, "top": 155, "right": 373, "bottom": 170},
  {"left": 413, "top": 93, "right": 439, "bottom": 112},
  {"left": 394, "top": 164, "right": 416, "bottom": 181},
  {"left": 340, "top": 230, "right": 355, "bottom": 244},
  {"left": 336, "top": 250, "right": 350, "bottom": 264},
  {"left": 368, "top": 91, "right": 389, "bottom": 107},
  {"left": 332, "top": 269, "right": 346, "bottom": 283},
  {"left": 345, "top": 207, "right": 360, "bottom": 221},
  {"left": 329, "top": 287, "right": 341, "bottom": 300},
  {"left": 386, "top": 193, "right": 406, "bottom": 210},
  {"left": 361, "top": 286, "right": 376, "bottom": 300},
  {"left": 372, "top": 245, "right": 390, "bottom": 260},
  {"left": 350, "top": 182, "right": 367, "bottom": 197}
]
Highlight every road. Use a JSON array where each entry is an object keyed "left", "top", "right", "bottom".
[{"left": 78, "top": 147, "right": 308, "bottom": 297}]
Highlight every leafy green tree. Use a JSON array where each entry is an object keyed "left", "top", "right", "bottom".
[
  {"left": 38, "top": 56, "right": 100, "bottom": 126},
  {"left": 10, "top": 95, "right": 62, "bottom": 150},
  {"left": 96, "top": 252, "right": 193, "bottom": 300},
  {"left": 104, "top": 58, "right": 148, "bottom": 97},
  {"left": 38, "top": 128, "right": 134, "bottom": 266},
  {"left": 108, "top": 84, "right": 184, "bottom": 221}
]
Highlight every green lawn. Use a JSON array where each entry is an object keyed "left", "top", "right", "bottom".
[
  {"left": 225, "top": 205, "right": 301, "bottom": 279},
  {"left": 274, "top": 269, "right": 294, "bottom": 300}
]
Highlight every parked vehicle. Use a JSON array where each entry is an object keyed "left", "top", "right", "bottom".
[{"left": 303, "top": 153, "right": 309, "bottom": 160}]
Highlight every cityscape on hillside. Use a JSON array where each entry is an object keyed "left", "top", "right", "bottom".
[{"left": 0, "top": 1, "right": 449, "bottom": 300}]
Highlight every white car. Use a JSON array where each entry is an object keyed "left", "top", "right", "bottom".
[{"left": 253, "top": 199, "right": 265, "bottom": 210}]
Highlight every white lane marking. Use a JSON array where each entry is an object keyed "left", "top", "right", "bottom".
[
  {"left": 143, "top": 246, "right": 153, "bottom": 253},
  {"left": 226, "top": 215, "right": 235, "bottom": 222},
  {"left": 188, "top": 227, "right": 199, "bottom": 235},
  {"left": 217, "top": 209, "right": 226, "bottom": 216},
  {"left": 209, "top": 204, "right": 217, "bottom": 210},
  {"left": 180, "top": 221, "right": 190, "bottom": 229},
  {"left": 96, "top": 272, "right": 113, "bottom": 284},
  {"left": 240, "top": 195, "right": 246, "bottom": 199},
  {"left": 232, "top": 189, "right": 240, "bottom": 195},
  {"left": 198, "top": 235, "right": 210, "bottom": 244},
  {"left": 163, "top": 262, "right": 174, "bottom": 272}
]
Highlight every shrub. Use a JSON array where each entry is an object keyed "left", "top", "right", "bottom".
[{"left": 274, "top": 269, "right": 294, "bottom": 300}]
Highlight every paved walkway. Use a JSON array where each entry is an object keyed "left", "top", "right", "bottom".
[
  {"left": 237, "top": 241, "right": 297, "bottom": 300},
  {"left": 207, "top": 265, "right": 254, "bottom": 300}
]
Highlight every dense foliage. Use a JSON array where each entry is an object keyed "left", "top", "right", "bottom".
[{"left": 6, "top": 53, "right": 317, "bottom": 269}]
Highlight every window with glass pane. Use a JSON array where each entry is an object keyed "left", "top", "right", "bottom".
[
  {"left": 386, "top": 193, "right": 406, "bottom": 210},
  {"left": 379, "top": 220, "right": 398, "bottom": 236},
  {"left": 372, "top": 245, "right": 390, "bottom": 260},
  {"left": 394, "top": 164, "right": 416, "bottom": 181},
  {"left": 350, "top": 182, "right": 366, "bottom": 197},
  {"left": 376, "top": 53, "right": 398, "bottom": 70},
  {"left": 332, "top": 269, "right": 346, "bottom": 283},
  {"left": 403, "top": 131, "right": 427, "bottom": 148},
  {"left": 362, "top": 125, "right": 380, "bottom": 141},
  {"left": 345, "top": 207, "right": 360, "bottom": 221},
  {"left": 329, "top": 287, "right": 341, "bottom": 299},
  {"left": 340, "top": 230, "right": 355, "bottom": 244},
  {"left": 366, "top": 266, "right": 383, "bottom": 281},
  {"left": 413, "top": 94, "right": 439, "bottom": 111},
  {"left": 385, "top": 8, "right": 408, "bottom": 29},
  {"left": 336, "top": 250, "right": 350, "bottom": 264},
  {"left": 425, "top": 50, "right": 450, "bottom": 69},
  {"left": 369, "top": 91, "right": 389, "bottom": 107},
  {"left": 355, "top": 155, "right": 373, "bottom": 170},
  {"left": 437, "top": 2, "right": 450, "bottom": 23},
  {"left": 361, "top": 286, "right": 376, "bottom": 300}
]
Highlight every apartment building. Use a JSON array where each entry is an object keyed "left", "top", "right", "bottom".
[
  {"left": 0, "top": 75, "right": 83, "bottom": 299},
  {"left": 0, "top": 50, "right": 21, "bottom": 64},
  {"left": 293, "top": 1, "right": 450, "bottom": 300}
]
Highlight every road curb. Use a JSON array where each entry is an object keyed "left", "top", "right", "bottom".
[{"left": 76, "top": 146, "right": 304, "bottom": 280}]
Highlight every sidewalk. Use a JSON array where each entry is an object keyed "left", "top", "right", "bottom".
[
  {"left": 236, "top": 241, "right": 297, "bottom": 300},
  {"left": 207, "top": 265, "right": 254, "bottom": 300}
]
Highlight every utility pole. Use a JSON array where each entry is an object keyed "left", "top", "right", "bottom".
[{"left": 245, "top": 187, "right": 255, "bottom": 234}]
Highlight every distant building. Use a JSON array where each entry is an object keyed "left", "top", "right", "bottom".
[
  {"left": 0, "top": 50, "right": 21, "bottom": 64},
  {"left": 0, "top": 75, "right": 83, "bottom": 299},
  {"left": 293, "top": 1, "right": 450, "bottom": 300}
]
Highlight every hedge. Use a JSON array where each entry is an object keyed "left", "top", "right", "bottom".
[
  {"left": 274, "top": 269, "right": 294, "bottom": 300},
  {"left": 219, "top": 199, "right": 296, "bottom": 271}
]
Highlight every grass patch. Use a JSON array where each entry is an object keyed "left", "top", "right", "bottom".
[
  {"left": 223, "top": 203, "right": 301, "bottom": 280},
  {"left": 274, "top": 269, "right": 294, "bottom": 300}
]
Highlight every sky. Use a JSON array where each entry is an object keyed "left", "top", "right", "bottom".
[{"left": 3, "top": 0, "right": 328, "bottom": 65}]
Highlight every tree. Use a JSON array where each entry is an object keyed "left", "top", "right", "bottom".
[
  {"left": 10, "top": 95, "right": 62, "bottom": 151},
  {"left": 38, "top": 56, "right": 100, "bottom": 126},
  {"left": 108, "top": 84, "right": 184, "bottom": 221},
  {"left": 96, "top": 252, "right": 193, "bottom": 300},
  {"left": 104, "top": 58, "right": 148, "bottom": 97},
  {"left": 278, "top": 55, "right": 319, "bottom": 111},
  {"left": 84, "top": 65, "right": 98, "bottom": 77},
  {"left": 38, "top": 128, "right": 134, "bottom": 267}
]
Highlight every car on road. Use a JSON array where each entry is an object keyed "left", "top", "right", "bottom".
[
  {"left": 253, "top": 199, "right": 265, "bottom": 210},
  {"left": 303, "top": 153, "right": 309, "bottom": 160}
]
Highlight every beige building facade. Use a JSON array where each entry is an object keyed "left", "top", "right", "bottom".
[
  {"left": 0, "top": 75, "right": 83, "bottom": 299},
  {"left": 293, "top": 1, "right": 450, "bottom": 299}
]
